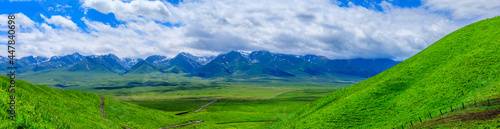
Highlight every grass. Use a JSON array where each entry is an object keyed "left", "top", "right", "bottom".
[
  {"left": 0, "top": 75, "right": 191, "bottom": 128},
  {"left": 272, "top": 16, "right": 500, "bottom": 128},
  {"left": 2, "top": 69, "right": 346, "bottom": 128},
  {"left": 18, "top": 71, "right": 349, "bottom": 101},
  {"left": 128, "top": 100, "right": 214, "bottom": 112},
  {"left": 130, "top": 99, "right": 312, "bottom": 129},
  {"left": 268, "top": 89, "right": 336, "bottom": 101},
  {"left": 125, "top": 86, "right": 337, "bottom": 128}
]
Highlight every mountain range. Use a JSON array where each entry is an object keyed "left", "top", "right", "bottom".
[{"left": 0, "top": 51, "right": 400, "bottom": 79}]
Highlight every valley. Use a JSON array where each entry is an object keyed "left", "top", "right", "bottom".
[
  {"left": 3, "top": 50, "right": 388, "bottom": 101},
  {"left": 0, "top": 7, "right": 498, "bottom": 129}
]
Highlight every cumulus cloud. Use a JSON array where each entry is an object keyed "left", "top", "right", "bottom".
[
  {"left": 0, "top": 13, "right": 36, "bottom": 29},
  {"left": 165, "top": 0, "right": 459, "bottom": 60},
  {"left": 3, "top": 0, "right": 497, "bottom": 61},
  {"left": 40, "top": 14, "right": 78, "bottom": 30},
  {"left": 422, "top": 0, "right": 500, "bottom": 20},
  {"left": 82, "top": 0, "right": 174, "bottom": 22}
]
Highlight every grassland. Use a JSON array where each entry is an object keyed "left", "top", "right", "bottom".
[
  {"left": 3, "top": 68, "right": 346, "bottom": 128},
  {"left": 272, "top": 16, "right": 500, "bottom": 128},
  {"left": 0, "top": 75, "right": 196, "bottom": 128},
  {"left": 126, "top": 89, "right": 336, "bottom": 128},
  {"left": 18, "top": 71, "right": 352, "bottom": 101}
]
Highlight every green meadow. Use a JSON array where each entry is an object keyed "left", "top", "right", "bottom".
[
  {"left": 18, "top": 70, "right": 350, "bottom": 101},
  {"left": 272, "top": 16, "right": 500, "bottom": 128},
  {"left": 7, "top": 70, "right": 348, "bottom": 128},
  {"left": 0, "top": 75, "right": 192, "bottom": 128}
]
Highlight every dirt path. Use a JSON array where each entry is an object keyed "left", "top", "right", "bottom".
[
  {"left": 100, "top": 96, "right": 132, "bottom": 129},
  {"left": 259, "top": 90, "right": 295, "bottom": 100},
  {"left": 195, "top": 100, "right": 219, "bottom": 112},
  {"left": 100, "top": 96, "right": 106, "bottom": 118},
  {"left": 159, "top": 121, "right": 204, "bottom": 129}
]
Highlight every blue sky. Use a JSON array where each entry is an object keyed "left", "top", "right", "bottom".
[
  {"left": 0, "top": 0, "right": 498, "bottom": 60},
  {"left": 0, "top": 0, "right": 422, "bottom": 32}
]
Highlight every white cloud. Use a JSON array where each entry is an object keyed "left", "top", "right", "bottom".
[
  {"left": 423, "top": 0, "right": 500, "bottom": 20},
  {"left": 40, "top": 14, "right": 78, "bottom": 30},
  {"left": 0, "top": 13, "right": 36, "bottom": 29},
  {"left": 163, "top": 0, "right": 459, "bottom": 60},
  {"left": 5, "top": 0, "right": 498, "bottom": 61},
  {"left": 82, "top": 0, "right": 174, "bottom": 22},
  {"left": 49, "top": 4, "right": 72, "bottom": 12}
]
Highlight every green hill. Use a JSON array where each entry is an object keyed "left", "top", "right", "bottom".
[
  {"left": 273, "top": 16, "right": 500, "bottom": 128},
  {"left": 0, "top": 75, "right": 190, "bottom": 128}
]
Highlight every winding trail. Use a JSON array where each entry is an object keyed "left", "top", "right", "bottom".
[
  {"left": 259, "top": 90, "right": 295, "bottom": 100},
  {"left": 195, "top": 100, "right": 219, "bottom": 112},
  {"left": 100, "top": 96, "right": 132, "bottom": 129},
  {"left": 159, "top": 121, "right": 204, "bottom": 129},
  {"left": 100, "top": 96, "right": 106, "bottom": 118}
]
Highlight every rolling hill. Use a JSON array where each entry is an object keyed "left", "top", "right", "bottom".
[
  {"left": 272, "top": 16, "right": 500, "bottom": 128},
  {"left": 0, "top": 75, "right": 190, "bottom": 128}
]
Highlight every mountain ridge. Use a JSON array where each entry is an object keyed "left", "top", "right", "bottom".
[{"left": 1, "top": 51, "right": 399, "bottom": 79}]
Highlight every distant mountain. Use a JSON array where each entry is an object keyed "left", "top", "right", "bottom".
[
  {"left": 125, "top": 60, "right": 161, "bottom": 74},
  {"left": 197, "top": 51, "right": 253, "bottom": 77},
  {"left": 67, "top": 54, "right": 126, "bottom": 73},
  {"left": 67, "top": 57, "right": 114, "bottom": 73},
  {"left": 32, "top": 53, "right": 85, "bottom": 71},
  {"left": 249, "top": 51, "right": 326, "bottom": 76},
  {"left": 165, "top": 52, "right": 202, "bottom": 73},
  {"left": 0, "top": 55, "right": 49, "bottom": 72},
  {"left": 121, "top": 58, "right": 144, "bottom": 69},
  {"left": 195, "top": 56, "right": 215, "bottom": 65},
  {"left": 0, "top": 56, "right": 9, "bottom": 63},
  {"left": 145, "top": 55, "right": 168, "bottom": 64},
  {"left": 0, "top": 50, "right": 400, "bottom": 79},
  {"left": 17, "top": 56, "right": 49, "bottom": 66},
  {"left": 196, "top": 50, "right": 330, "bottom": 78},
  {"left": 348, "top": 58, "right": 400, "bottom": 73},
  {"left": 302, "top": 55, "right": 398, "bottom": 78},
  {"left": 143, "top": 53, "right": 203, "bottom": 73}
]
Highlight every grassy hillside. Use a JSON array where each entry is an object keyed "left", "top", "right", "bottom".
[
  {"left": 273, "top": 16, "right": 500, "bottom": 128},
  {"left": 0, "top": 75, "right": 189, "bottom": 128}
]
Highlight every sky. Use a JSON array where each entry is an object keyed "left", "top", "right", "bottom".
[{"left": 0, "top": 0, "right": 499, "bottom": 61}]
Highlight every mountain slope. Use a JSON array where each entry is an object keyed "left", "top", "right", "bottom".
[
  {"left": 273, "top": 16, "right": 500, "bottom": 128},
  {"left": 125, "top": 60, "right": 161, "bottom": 74},
  {"left": 164, "top": 52, "right": 202, "bottom": 73},
  {"left": 197, "top": 51, "right": 253, "bottom": 77},
  {"left": 348, "top": 58, "right": 400, "bottom": 73},
  {"left": 0, "top": 56, "right": 48, "bottom": 72},
  {"left": 0, "top": 75, "right": 189, "bottom": 128},
  {"left": 67, "top": 54, "right": 127, "bottom": 74},
  {"left": 32, "top": 53, "right": 85, "bottom": 71},
  {"left": 301, "top": 55, "right": 398, "bottom": 77},
  {"left": 249, "top": 51, "right": 326, "bottom": 76},
  {"left": 67, "top": 57, "right": 114, "bottom": 73}
]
